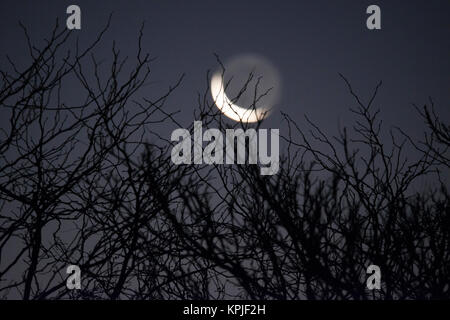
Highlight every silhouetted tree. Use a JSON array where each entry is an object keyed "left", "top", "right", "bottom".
[{"left": 0, "top": 21, "right": 448, "bottom": 300}]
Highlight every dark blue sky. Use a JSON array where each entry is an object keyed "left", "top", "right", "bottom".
[
  {"left": 0, "top": 0, "right": 449, "bottom": 146},
  {"left": 1, "top": 0, "right": 449, "bottom": 300}
]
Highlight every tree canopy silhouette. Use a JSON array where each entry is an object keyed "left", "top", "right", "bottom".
[{"left": 0, "top": 21, "right": 448, "bottom": 300}]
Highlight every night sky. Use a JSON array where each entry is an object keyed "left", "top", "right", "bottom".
[
  {"left": 0, "top": 0, "right": 449, "bottom": 164},
  {"left": 0, "top": 0, "right": 449, "bottom": 301}
]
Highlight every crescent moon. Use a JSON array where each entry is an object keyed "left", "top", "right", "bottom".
[{"left": 210, "top": 72, "right": 270, "bottom": 123}]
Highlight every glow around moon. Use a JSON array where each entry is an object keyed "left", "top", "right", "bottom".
[{"left": 210, "top": 55, "right": 281, "bottom": 123}]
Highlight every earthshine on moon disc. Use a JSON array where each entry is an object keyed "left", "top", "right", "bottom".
[{"left": 210, "top": 54, "right": 281, "bottom": 123}]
